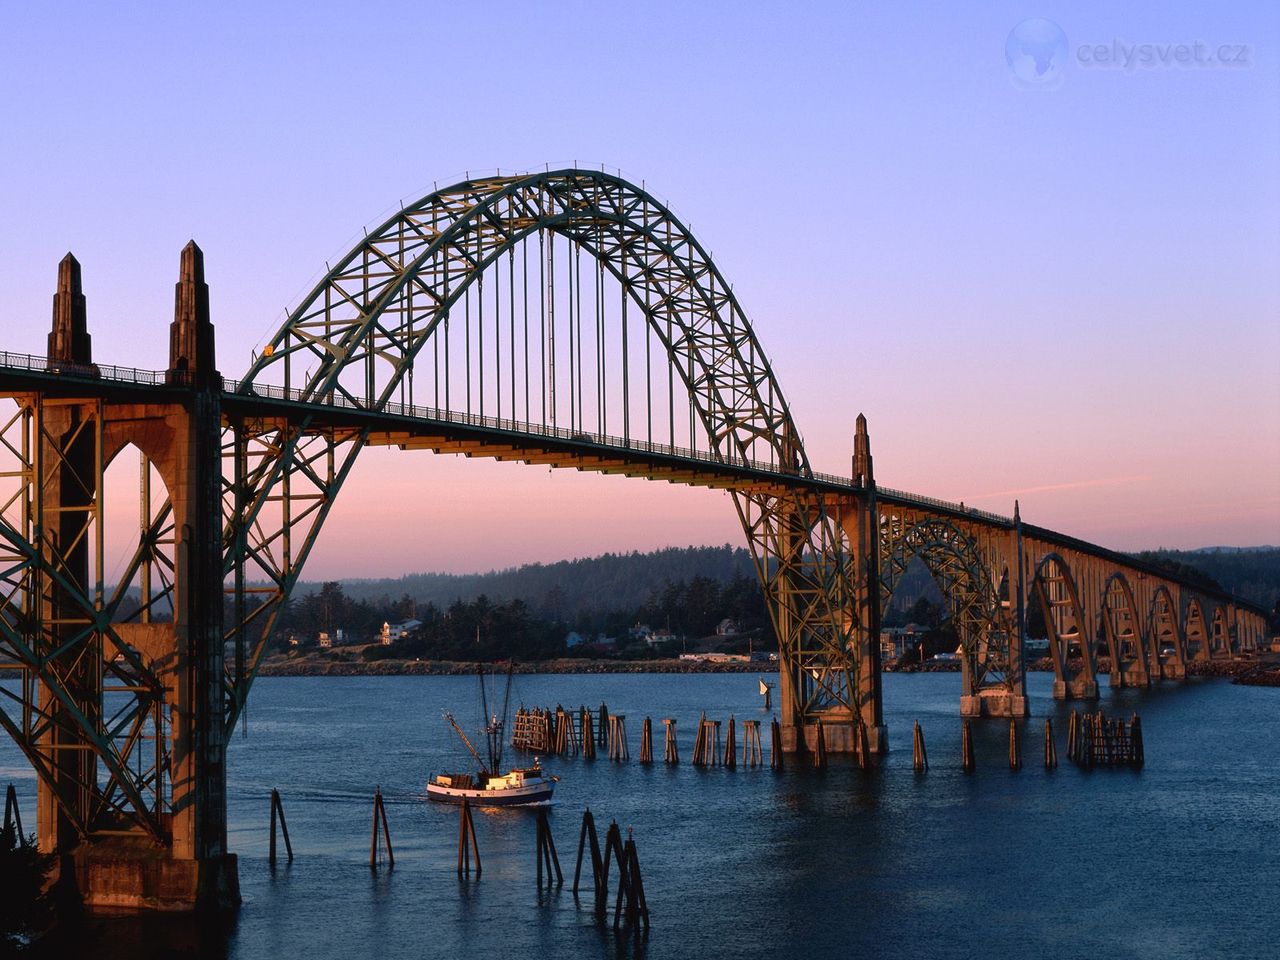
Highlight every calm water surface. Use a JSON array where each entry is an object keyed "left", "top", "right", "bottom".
[{"left": 4, "top": 672, "right": 1277, "bottom": 959}]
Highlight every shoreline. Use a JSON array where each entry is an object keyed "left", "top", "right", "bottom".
[
  {"left": 254, "top": 653, "right": 1279, "bottom": 681},
  {"left": 256, "top": 655, "right": 779, "bottom": 676}
]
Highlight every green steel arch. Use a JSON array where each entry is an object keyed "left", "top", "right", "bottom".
[
  {"left": 226, "top": 169, "right": 858, "bottom": 727},
  {"left": 879, "top": 515, "right": 1010, "bottom": 694}
]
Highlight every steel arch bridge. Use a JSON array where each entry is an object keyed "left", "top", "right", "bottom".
[{"left": 0, "top": 169, "right": 1271, "bottom": 909}]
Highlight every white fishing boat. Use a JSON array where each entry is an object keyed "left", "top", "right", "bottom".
[{"left": 426, "top": 661, "right": 558, "bottom": 806}]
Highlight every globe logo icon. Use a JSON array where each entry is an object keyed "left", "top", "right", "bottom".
[{"left": 1005, "top": 18, "right": 1068, "bottom": 89}]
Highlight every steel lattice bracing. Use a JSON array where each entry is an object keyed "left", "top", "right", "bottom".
[
  {"left": 878, "top": 508, "right": 1024, "bottom": 714},
  {"left": 223, "top": 170, "right": 864, "bottom": 737}
]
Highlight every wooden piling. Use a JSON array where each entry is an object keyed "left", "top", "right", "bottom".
[
  {"left": 1066, "top": 710, "right": 1079, "bottom": 762},
  {"left": 622, "top": 832, "right": 651, "bottom": 934},
  {"left": 572, "top": 808, "right": 604, "bottom": 896},
  {"left": 3, "top": 783, "right": 23, "bottom": 846},
  {"left": 639, "top": 717, "right": 653, "bottom": 764},
  {"left": 1044, "top": 719, "right": 1057, "bottom": 770},
  {"left": 535, "top": 807, "right": 563, "bottom": 888},
  {"left": 1008, "top": 718, "right": 1021, "bottom": 771},
  {"left": 742, "top": 720, "right": 763, "bottom": 767},
  {"left": 812, "top": 722, "right": 827, "bottom": 770},
  {"left": 692, "top": 713, "right": 710, "bottom": 766},
  {"left": 457, "top": 797, "right": 481, "bottom": 877},
  {"left": 269, "top": 788, "right": 293, "bottom": 864},
  {"left": 369, "top": 786, "right": 393, "bottom": 869},
  {"left": 912, "top": 721, "right": 928, "bottom": 773},
  {"left": 598, "top": 702, "right": 609, "bottom": 749},
  {"left": 608, "top": 714, "right": 629, "bottom": 761},
  {"left": 961, "top": 719, "right": 975, "bottom": 774},
  {"left": 1130, "top": 713, "right": 1144, "bottom": 769},
  {"left": 724, "top": 715, "right": 737, "bottom": 769},
  {"left": 855, "top": 718, "right": 871, "bottom": 771},
  {"left": 769, "top": 717, "right": 783, "bottom": 770},
  {"left": 597, "top": 820, "right": 648, "bottom": 934},
  {"left": 602, "top": 820, "right": 625, "bottom": 920},
  {"left": 582, "top": 705, "right": 597, "bottom": 760},
  {"left": 563, "top": 705, "right": 580, "bottom": 756},
  {"left": 662, "top": 717, "right": 679, "bottom": 764}
]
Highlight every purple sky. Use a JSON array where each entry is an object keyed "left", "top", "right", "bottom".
[{"left": 2, "top": 3, "right": 1276, "bottom": 580}]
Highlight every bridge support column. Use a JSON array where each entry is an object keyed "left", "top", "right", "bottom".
[
  {"left": 850, "top": 414, "right": 886, "bottom": 753},
  {"left": 28, "top": 247, "right": 238, "bottom": 912},
  {"left": 35, "top": 255, "right": 100, "bottom": 859}
]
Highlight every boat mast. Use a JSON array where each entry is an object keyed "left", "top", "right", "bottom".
[
  {"left": 493, "top": 660, "right": 515, "bottom": 773},
  {"left": 444, "top": 712, "right": 487, "bottom": 774}
]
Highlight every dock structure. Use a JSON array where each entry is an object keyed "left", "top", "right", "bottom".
[
  {"left": 1074, "top": 712, "right": 1145, "bottom": 768},
  {"left": 511, "top": 707, "right": 553, "bottom": 753}
]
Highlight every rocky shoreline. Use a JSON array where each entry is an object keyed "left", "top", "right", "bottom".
[{"left": 255, "top": 651, "right": 1280, "bottom": 682}]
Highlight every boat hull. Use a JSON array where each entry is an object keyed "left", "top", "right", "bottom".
[{"left": 426, "top": 781, "right": 555, "bottom": 806}]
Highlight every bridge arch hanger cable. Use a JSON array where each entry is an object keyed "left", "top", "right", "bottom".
[{"left": 238, "top": 168, "right": 819, "bottom": 479}]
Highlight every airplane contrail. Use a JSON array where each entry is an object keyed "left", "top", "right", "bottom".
[{"left": 968, "top": 475, "right": 1150, "bottom": 500}]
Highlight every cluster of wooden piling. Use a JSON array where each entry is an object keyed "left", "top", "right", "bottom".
[
  {"left": 1066, "top": 710, "right": 1145, "bottom": 768},
  {"left": 573, "top": 809, "right": 650, "bottom": 935},
  {"left": 264, "top": 785, "right": 642, "bottom": 931},
  {"left": 513, "top": 702, "right": 629, "bottom": 759},
  {"left": 511, "top": 706, "right": 555, "bottom": 752},
  {"left": 516, "top": 702, "right": 776, "bottom": 770}
]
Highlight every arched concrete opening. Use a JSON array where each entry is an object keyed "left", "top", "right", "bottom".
[
  {"left": 1030, "top": 553, "right": 1098, "bottom": 700},
  {"left": 1148, "top": 585, "right": 1186, "bottom": 680},
  {"left": 1100, "top": 572, "right": 1148, "bottom": 687}
]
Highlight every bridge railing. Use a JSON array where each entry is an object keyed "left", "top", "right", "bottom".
[
  {"left": 0, "top": 349, "right": 170, "bottom": 387},
  {"left": 874, "top": 486, "right": 1011, "bottom": 525}
]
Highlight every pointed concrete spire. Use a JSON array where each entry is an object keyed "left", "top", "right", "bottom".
[
  {"left": 852, "top": 412, "right": 874, "bottom": 488},
  {"left": 48, "top": 252, "right": 92, "bottom": 364},
  {"left": 167, "top": 240, "right": 219, "bottom": 388},
  {"left": 1013, "top": 499, "right": 1021, "bottom": 525}
]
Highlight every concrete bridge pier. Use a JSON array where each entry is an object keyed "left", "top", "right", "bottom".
[{"left": 1052, "top": 677, "right": 1100, "bottom": 701}]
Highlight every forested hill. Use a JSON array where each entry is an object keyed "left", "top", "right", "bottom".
[
  {"left": 299, "top": 543, "right": 1279, "bottom": 624},
  {"left": 314, "top": 545, "right": 757, "bottom": 621},
  {"left": 1134, "top": 547, "right": 1280, "bottom": 613}
]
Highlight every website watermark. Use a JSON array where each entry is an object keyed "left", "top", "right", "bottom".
[
  {"left": 1077, "top": 40, "right": 1251, "bottom": 71},
  {"left": 1005, "top": 19, "right": 1253, "bottom": 89}
]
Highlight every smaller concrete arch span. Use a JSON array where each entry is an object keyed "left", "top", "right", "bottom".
[
  {"left": 1100, "top": 572, "right": 1148, "bottom": 688},
  {"left": 1148, "top": 585, "right": 1187, "bottom": 680},
  {"left": 1030, "top": 553, "right": 1099, "bottom": 700}
]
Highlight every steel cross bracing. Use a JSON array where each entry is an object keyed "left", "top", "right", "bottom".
[
  {"left": 225, "top": 170, "right": 858, "bottom": 730},
  {"left": 879, "top": 508, "right": 1017, "bottom": 702},
  {"left": 0, "top": 402, "right": 171, "bottom": 842}
]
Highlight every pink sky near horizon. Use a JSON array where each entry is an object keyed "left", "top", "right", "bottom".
[{"left": 3, "top": 3, "right": 1277, "bottom": 581}]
